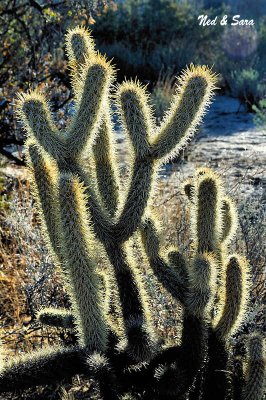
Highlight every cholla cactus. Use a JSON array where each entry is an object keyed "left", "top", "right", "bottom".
[{"left": 0, "top": 27, "right": 264, "bottom": 399}]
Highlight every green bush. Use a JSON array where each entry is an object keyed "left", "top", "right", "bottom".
[
  {"left": 93, "top": 0, "right": 223, "bottom": 82},
  {"left": 253, "top": 98, "right": 266, "bottom": 128},
  {"left": 227, "top": 68, "right": 266, "bottom": 111}
]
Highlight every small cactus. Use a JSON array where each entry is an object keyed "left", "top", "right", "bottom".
[{"left": 0, "top": 26, "right": 263, "bottom": 399}]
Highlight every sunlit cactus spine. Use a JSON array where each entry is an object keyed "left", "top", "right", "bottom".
[{"left": 0, "top": 26, "right": 261, "bottom": 400}]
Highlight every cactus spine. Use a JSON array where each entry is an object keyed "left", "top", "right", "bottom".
[{"left": 0, "top": 26, "right": 262, "bottom": 400}]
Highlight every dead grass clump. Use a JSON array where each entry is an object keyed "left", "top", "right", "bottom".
[{"left": 0, "top": 173, "right": 71, "bottom": 354}]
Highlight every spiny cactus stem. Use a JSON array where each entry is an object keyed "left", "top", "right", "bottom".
[
  {"left": 149, "top": 255, "right": 187, "bottom": 304},
  {"left": 201, "top": 330, "right": 229, "bottom": 400},
  {"left": 57, "top": 158, "right": 114, "bottom": 243},
  {"left": 214, "top": 256, "right": 249, "bottom": 339},
  {"left": 86, "top": 353, "right": 120, "bottom": 400},
  {"left": 66, "top": 28, "right": 120, "bottom": 219},
  {"left": 66, "top": 59, "right": 114, "bottom": 157},
  {"left": 105, "top": 242, "right": 156, "bottom": 361},
  {"left": 65, "top": 27, "right": 96, "bottom": 67},
  {"left": 151, "top": 67, "right": 217, "bottom": 161},
  {"left": 18, "top": 94, "right": 67, "bottom": 161},
  {"left": 192, "top": 172, "right": 222, "bottom": 256},
  {"left": 93, "top": 117, "right": 119, "bottom": 217},
  {"left": 221, "top": 197, "right": 238, "bottom": 246},
  {"left": 140, "top": 219, "right": 187, "bottom": 304},
  {"left": 117, "top": 81, "right": 152, "bottom": 158},
  {"left": 185, "top": 254, "right": 217, "bottom": 318},
  {"left": 37, "top": 308, "right": 75, "bottom": 329},
  {"left": 156, "top": 314, "right": 208, "bottom": 397},
  {"left": 0, "top": 347, "right": 85, "bottom": 392},
  {"left": 27, "top": 142, "right": 64, "bottom": 264},
  {"left": 114, "top": 157, "right": 155, "bottom": 242},
  {"left": 106, "top": 243, "right": 147, "bottom": 323},
  {"left": 59, "top": 175, "right": 108, "bottom": 351},
  {"left": 179, "top": 314, "right": 209, "bottom": 393}
]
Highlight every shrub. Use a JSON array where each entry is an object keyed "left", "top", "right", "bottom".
[
  {"left": 228, "top": 68, "right": 266, "bottom": 111},
  {"left": 217, "top": 24, "right": 266, "bottom": 108},
  {"left": 253, "top": 98, "right": 266, "bottom": 128}
]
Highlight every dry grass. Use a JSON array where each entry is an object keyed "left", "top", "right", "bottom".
[{"left": 0, "top": 171, "right": 73, "bottom": 357}]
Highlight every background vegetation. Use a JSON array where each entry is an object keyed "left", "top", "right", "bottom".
[{"left": 1, "top": 0, "right": 266, "bottom": 164}]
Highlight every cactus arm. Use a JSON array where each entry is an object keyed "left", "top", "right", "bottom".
[
  {"left": 149, "top": 256, "right": 187, "bottom": 305},
  {"left": 59, "top": 174, "right": 108, "bottom": 351},
  {"left": 201, "top": 330, "right": 229, "bottom": 400},
  {"left": 92, "top": 115, "right": 120, "bottom": 217},
  {"left": 18, "top": 56, "right": 114, "bottom": 162},
  {"left": 140, "top": 218, "right": 188, "bottom": 304},
  {"left": 185, "top": 254, "right": 217, "bottom": 318},
  {"left": 105, "top": 241, "right": 156, "bottom": 362},
  {"left": 168, "top": 249, "right": 188, "bottom": 280},
  {"left": 214, "top": 255, "right": 250, "bottom": 339},
  {"left": 66, "top": 55, "right": 115, "bottom": 158},
  {"left": 221, "top": 196, "right": 238, "bottom": 245},
  {"left": 191, "top": 169, "right": 223, "bottom": 255},
  {"left": 242, "top": 334, "right": 265, "bottom": 400},
  {"left": 26, "top": 140, "right": 63, "bottom": 263},
  {"left": 151, "top": 66, "right": 217, "bottom": 162},
  {"left": 113, "top": 81, "right": 155, "bottom": 241},
  {"left": 98, "top": 270, "right": 124, "bottom": 339},
  {"left": 65, "top": 26, "right": 96, "bottom": 67},
  {"left": 184, "top": 179, "right": 238, "bottom": 249},
  {"left": 87, "top": 353, "right": 120, "bottom": 400},
  {"left": 116, "top": 80, "right": 152, "bottom": 158},
  {"left": 19, "top": 94, "right": 113, "bottom": 245},
  {"left": 17, "top": 92, "right": 67, "bottom": 161},
  {"left": 37, "top": 308, "right": 75, "bottom": 329},
  {"left": 114, "top": 158, "right": 155, "bottom": 241},
  {"left": 66, "top": 26, "right": 120, "bottom": 219},
  {"left": 183, "top": 178, "right": 194, "bottom": 202},
  {"left": 0, "top": 346, "right": 85, "bottom": 392},
  {"left": 114, "top": 69, "right": 217, "bottom": 242}
]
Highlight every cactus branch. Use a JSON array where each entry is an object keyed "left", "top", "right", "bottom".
[
  {"left": 0, "top": 347, "right": 85, "bottom": 392},
  {"left": 26, "top": 140, "right": 63, "bottom": 263},
  {"left": 140, "top": 217, "right": 188, "bottom": 304},
  {"left": 151, "top": 65, "right": 218, "bottom": 162},
  {"left": 17, "top": 92, "right": 67, "bottom": 161},
  {"left": 214, "top": 255, "right": 250, "bottom": 339},
  {"left": 92, "top": 115, "right": 120, "bottom": 217},
  {"left": 59, "top": 174, "right": 108, "bottom": 350},
  {"left": 37, "top": 308, "right": 75, "bottom": 329}
]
